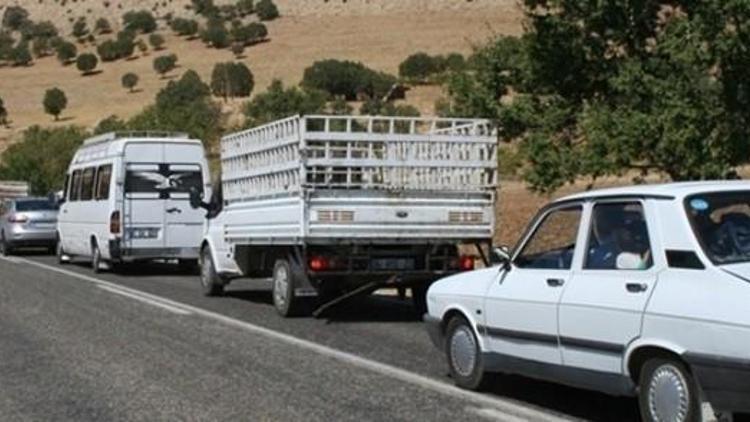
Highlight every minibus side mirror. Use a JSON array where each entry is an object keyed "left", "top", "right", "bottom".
[{"left": 189, "top": 187, "right": 205, "bottom": 210}]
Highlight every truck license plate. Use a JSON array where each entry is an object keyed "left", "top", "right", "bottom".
[{"left": 371, "top": 258, "right": 415, "bottom": 271}]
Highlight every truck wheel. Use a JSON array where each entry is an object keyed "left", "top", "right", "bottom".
[
  {"left": 92, "top": 243, "right": 103, "bottom": 273},
  {"left": 445, "top": 316, "right": 488, "bottom": 390},
  {"left": 272, "top": 259, "right": 308, "bottom": 317},
  {"left": 639, "top": 358, "right": 700, "bottom": 422},
  {"left": 412, "top": 284, "right": 429, "bottom": 315},
  {"left": 200, "top": 248, "right": 224, "bottom": 297},
  {"left": 179, "top": 259, "right": 199, "bottom": 275}
]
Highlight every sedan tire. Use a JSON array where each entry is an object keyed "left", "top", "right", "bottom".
[
  {"left": 445, "top": 316, "right": 488, "bottom": 390},
  {"left": 639, "top": 358, "right": 701, "bottom": 422}
]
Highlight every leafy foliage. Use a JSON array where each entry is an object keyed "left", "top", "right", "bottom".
[
  {"left": 2, "top": 6, "right": 30, "bottom": 31},
  {"left": 95, "top": 17, "right": 113, "bottom": 34},
  {"left": 0, "top": 126, "right": 87, "bottom": 195},
  {"left": 123, "top": 10, "right": 157, "bottom": 34},
  {"left": 75, "top": 53, "right": 98, "bottom": 75},
  {"left": 9, "top": 41, "right": 32, "bottom": 66},
  {"left": 191, "top": 0, "right": 219, "bottom": 17},
  {"left": 170, "top": 18, "right": 199, "bottom": 37},
  {"left": 230, "top": 22, "right": 267, "bottom": 46},
  {"left": 237, "top": 0, "right": 255, "bottom": 16},
  {"left": 148, "top": 33, "right": 165, "bottom": 50},
  {"left": 243, "top": 79, "right": 326, "bottom": 126},
  {"left": 42, "top": 88, "right": 67, "bottom": 121},
  {"left": 55, "top": 40, "right": 77, "bottom": 64},
  {"left": 399, "top": 52, "right": 465, "bottom": 82},
  {"left": 211, "top": 62, "right": 254, "bottom": 99},
  {"left": 153, "top": 54, "right": 178, "bottom": 77},
  {"left": 302, "top": 59, "right": 397, "bottom": 101},
  {"left": 93, "top": 115, "right": 128, "bottom": 135},
  {"left": 97, "top": 30, "right": 136, "bottom": 61},
  {"left": 71, "top": 18, "right": 89, "bottom": 41},
  {"left": 121, "top": 72, "right": 140, "bottom": 92},
  {"left": 201, "top": 19, "right": 230, "bottom": 48},
  {"left": 256, "top": 0, "right": 279, "bottom": 21}
]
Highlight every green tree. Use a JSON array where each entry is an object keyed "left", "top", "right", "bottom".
[
  {"left": 148, "top": 33, "right": 165, "bottom": 50},
  {"left": 31, "top": 21, "right": 59, "bottom": 39},
  {"left": 0, "top": 31, "right": 14, "bottom": 61},
  {"left": 153, "top": 53, "right": 178, "bottom": 78},
  {"left": 0, "top": 125, "right": 87, "bottom": 195},
  {"left": 75, "top": 53, "right": 98, "bottom": 75},
  {"left": 191, "top": 0, "right": 218, "bottom": 17},
  {"left": 123, "top": 10, "right": 157, "bottom": 33},
  {"left": 170, "top": 18, "right": 199, "bottom": 38},
  {"left": 302, "top": 59, "right": 397, "bottom": 100},
  {"left": 231, "top": 22, "right": 267, "bottom": 45},
  {"left": 95, "top": 17, "right": 113, "bottom": 34},
  {"left": 122, "top": 72, "right": 139, "bottom": 92},
  {"left": 9, "top": 42, "right": 32, "bottom": 66},
  {"left": 72, "top": 18, "right": 89, "bottom": 41},
  {"left": 136, "top": 39, "right": 148, "bottom": 55},
  {"left": 0, "top": 96, "right": 8, "bottom": 127},
  {"left": 32, "top": 36, "right": 52, "bottom": 58},
  {"left": 256, "top": 0, "right": 279, "bottom": 21},
  {"left": 237, "top": 0, "right": 254, "bottom": 16},
  {"left": 211, "top": 62, "right": 254, "bottom": 100},
  {"left": 93, "top": 115, "right": 128, "bottom": 134},
  {"left": 399, "top": 52, "right": 438, "bottom": 82},
  {"left": 231, "top": 43, "right": 244, "bottom": 58},
  {"left": 55, "top": 40, "right": 77, "bottom": 64},
  {"left": 43, "top": 88, "right": 68, "bottom": 121},
  {"left": 2, "top": 6, "right": 30, "bottom": 31},
  {"left": 201, "top": 19, "right": 229, "bottom": 48},
  {"left": 244, "top": 79, "right": 326, "bottom": 126}
]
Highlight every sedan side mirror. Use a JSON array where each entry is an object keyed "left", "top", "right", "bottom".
[{"left": 491, "top": 246, "right": 511, "bottom": 269}]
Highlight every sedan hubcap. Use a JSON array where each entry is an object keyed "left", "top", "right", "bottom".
[
  {"left": 274, "top": 265, "right": 289, "bottom": 307},
  {"left": 648, "top": 364, "right": 690, "bottom": 422},
  {"left": 450, "top": 325, "right": 477, "bottom": 377}
]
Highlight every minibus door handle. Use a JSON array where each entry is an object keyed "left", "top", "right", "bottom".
[{"left": 166, "top": 207, "right": 182, "bottom": 214}]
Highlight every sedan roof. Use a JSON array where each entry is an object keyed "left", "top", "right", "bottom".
[{"left": 557, "top": 180, "right": 750, "bottom": 203}]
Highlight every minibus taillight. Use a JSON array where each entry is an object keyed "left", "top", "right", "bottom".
[{"left": 109, "top": 211, "right": 121, "bottom": 234}]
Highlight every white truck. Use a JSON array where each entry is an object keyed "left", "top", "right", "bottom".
[{"left": 191, "top": 115, "right": 497, "bottom": 317}]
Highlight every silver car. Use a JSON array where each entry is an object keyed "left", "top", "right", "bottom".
[{"left": 0, "top": 197, "right": 59, "bottom": 255}]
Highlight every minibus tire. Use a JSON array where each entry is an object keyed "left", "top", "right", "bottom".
[{"left": 200, "top": 248, "right": 224, "bottom": 297}]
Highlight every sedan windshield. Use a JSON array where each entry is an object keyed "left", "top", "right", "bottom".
[
  {"left": 16, "top": 199, "right": 58, "bottom": 211},
  {"left": 686, "top": 191, "right": 750, "bottom": 265}
]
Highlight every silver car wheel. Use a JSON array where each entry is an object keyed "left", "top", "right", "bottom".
[
  {"left": 273, "top": 264, "right": 289, "bottom": 308},
  {"left": 450, "top": 325, "right": 478, "bottom": 378},
  {"left": 648, "top": 363, "right": 690, "bottom": 422}
]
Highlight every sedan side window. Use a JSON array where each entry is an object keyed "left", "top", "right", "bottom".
[
  {"left": 585, "top": 202, "right": 653, "bottom": 270},
  {"left": 515, "top": 206, "right": 582, "bottom": 270}
]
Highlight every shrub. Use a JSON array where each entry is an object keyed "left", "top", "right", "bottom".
[
  {"left": 256, "top": 0, "right": 279, "bottom": 21},
  {"left": 136, "top": 39, "right": 148, "bottom": 54},
  {"left": 122, "top": 72, "right": 139, "bottom": 92},
  {"left": 97, "top": 40, "right": 120, "bottom": 61},
  {"left": 302, "top": 59, "right": 397, "bottom": 100},
  {"left": 148, "top": 33, "right": 165, "bottom": 50},
  {"left": 244, "top": 80, "right": 326, "bottom": 126},
  {"left": 95, "top": 17, "right": 112, "bottom": 34},
  {"left": 123, "top": 10, "right": 157, "bottom": 33},
  {"left": 9, "top": 42, "right": 32, "bottom": 66},
  {"left": 2, "top": 6, "right": 30, "bottom": 31},
  {"left": 398, "top": 52, "right": 439, "bottom": 81},
  {"left": 191, "top": 0, "right": 218, "bottom": 17},
  {"left": 72, "top": 18, "right": 89, "bottom": 41},
  {"left": 153, "top": 53, "right": 177, "bottom": 78},
  {"left": 442, "top": 53, "right": 465, "bottom": 72},
  {"left": 0, "top": 125, "right": 87, "bottom": 195},
  {"left": 201, "top": 19, "right": 229, "bottom": 48},
  {"left": 98, "top": 30, "right": 136, "bottom": 61},
  {"left": 231, "top": 22, "right": 267, "bottom": 46},
  {"left": 231, "top": 43, "right": 244, "bottom": 58},
  {"left": 0, "top": 96, "right": 8, "bottom": 127},
  {"left": 32, "top": 37, "right": 52, "bottom": 57},
  {"left": 170, "top": 18, "right": 199, "bottom": 37},
  {"left": 0, "top": 31, "right": 14, "bottom": 60},
  {"left": 30, "top": 21, "right": 59, "bottom": 39},
  {"left": 43, "top": 88, "right": 67, "bottom": 121},
  {"left": 211, "top": 62, "right": 254, "bottom": 100},
  {"left": 55, "top": 41, "right": 78, "bottom": 64},
  {"left": 75, "top": 53, "right": 98, "bottom": 75},
  {"left": 94, "top": 115, "right": 127, "bottom": 134},
  {"left": 237, "top": 0, "right": 254, "bottom": 16}
]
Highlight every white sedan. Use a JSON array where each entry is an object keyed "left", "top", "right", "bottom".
[{"left": 424, "top": 182, "right": 750, "bottom": 421}]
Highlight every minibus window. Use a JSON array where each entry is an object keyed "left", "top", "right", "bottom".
[
  {"left": 125, "top": 164, "right": 203, "bottom": 198},
  {"left": 70, "top": 170, "right": 82, "bottom": 201},
  {"left": 80, "top": 167, "right": 96, "bottom": 201},
  {"left": 96, "top": 164, "right": 112, "bottom": 200}
]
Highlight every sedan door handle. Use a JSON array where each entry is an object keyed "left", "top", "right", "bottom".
[
  {"left": 547, "top": 278, "right": 565, "bottom": 287},
  {"left": 626, "top": 283, "right": 648, "bottom": 293}
]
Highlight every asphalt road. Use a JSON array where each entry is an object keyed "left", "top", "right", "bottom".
[{"left": 0, "top": 252, "right": 647, "bottom": 421}]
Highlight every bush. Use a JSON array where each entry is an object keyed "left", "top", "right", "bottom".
[
  {"left": 0, "top": 96, "right": 8, "bottom": 127},
  {"left": 231, "top": 22, "right": 267, "bottom": 46},
  {"left": 231, "top": 43, "right": 244, "bottom": 57},
  {"left": 43, "top": 88, "right": 67, "bottom": 121},
  {"left": 302, "top": 59, "right": 397, "bottom": 100},
  {"left": 2, "top": 6, "right": 30, "bottom": 31},
  {"left": 136, "top": 39, "right": 148, "bottom": 54},
  {"left": 191, "top": 0, "right": 218, "bottom": 17},
  {"left": 256, "top": 0, "right": 279, "bottom": 21},
  {"left": 123, "top": 10, "right": 157, "bottom": 33},
  {"left": 170, "top": 18, "right": 199, "bottom": 37},
  {"left": 97, "top": 40, "right": 120, "bottom": 61},
  {"left": 55, "top": 41, "right": 78, "bottom": 65},
  {"left": 153, "top": 53, "right": 177, "bottom": 77},
  {"left": 9, "top": 42, "right": 32, "bottom": 66},
  {"left": 76, "top": 53, "right": 98, "bottom": 75},
  {"left": 94, "top": 115, "right": 128, "bottom": 134},
  {"left": 211, "top": 62, "right": 254, "bottom": 100},
  {"left": 0, "top": 126, "right": 87, "bottom": 195},
  {"left": 201, "top": 19, "right": 229, "bottom": 48},
  {"left": 148, "top": 33, "right": 165, "bottom": 50},
  {"left": 95, "top": 17, "right": 112, "bottom": 34},
  {"left": 72, "top": 18, "right": 89, "bottom": 41},
  {"left": 399, "top": 52, "right": 439, "bottom": 81},
  {"left": 0, "top": 31, "right": 14, "bottom": 61},
  {"left": 244, "top": 80, "right": 326, "bottom": 126},
  {"left": 97, "top": 31, "right": 136, "bottom": 61},
  {"left": 237, "top": 0, "right": 254, "bottom": 16},
  {"left": 29, "top": 21, "right": 59, "bottom": 39},
  {"left": 32, "top": 37, "right": 52, "bottom": 58},
  {"left": 122, "top": 72, "right": 139, "bottom": 92}
]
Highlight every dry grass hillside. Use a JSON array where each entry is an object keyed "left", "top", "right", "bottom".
[{"left": 0, "top": 0, "right": 522, "bottom": 147}]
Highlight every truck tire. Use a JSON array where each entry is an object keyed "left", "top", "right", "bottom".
[
  {"left": 412, "top": 284, "right": 429, "bottom": 315},
  {"left": 272, "top": 259, "right": 309, "bottom": 317},
  {"left": 92, "top": 243, "right": 103, "bottom": 273},
  {"left": 638, "top": 358, "right": 700, "bottom": 422},
  {"left": 200, "top": 247, "right": 225, "bottom": 297}
]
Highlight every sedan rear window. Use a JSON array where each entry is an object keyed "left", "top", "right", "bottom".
[
  {"left": 686, "top": 191, "right": 750, "bottom": 265},
  {"left": 16, "top": 200, "right": 58, "bottom": 211}
]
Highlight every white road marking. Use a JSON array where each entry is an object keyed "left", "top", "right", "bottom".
[
  {"left": 0, "top": 255, "right": 23, "bottom": 264},
  {"left": 468, "top": 406, "right": 530, "bottom": 422},
  {"left": 10, "top": 257, "right": 570, "bottom": 422},
  {"left": 97, "top": 284, "right": 193, "bottom": 316}
]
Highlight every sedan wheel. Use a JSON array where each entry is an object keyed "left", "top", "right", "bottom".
[
  {"left": 639, "top": 359, "right": 700, "bottom": 422},
  {"left": 445, "top": 316, "right": 487, "bottom": 390}
]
